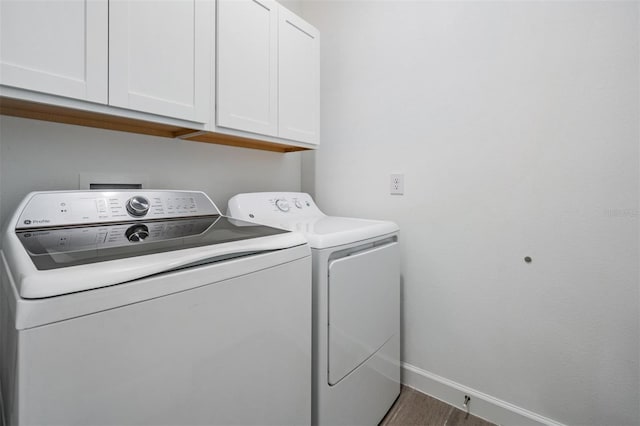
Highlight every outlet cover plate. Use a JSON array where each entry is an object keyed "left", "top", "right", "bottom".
[{"left": 390, "top": 173, "right": 404, "bottom": 195}]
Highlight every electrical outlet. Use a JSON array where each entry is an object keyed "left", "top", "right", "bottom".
[{"left": 390, "top": 174, "right": 404, "bottom": 195}]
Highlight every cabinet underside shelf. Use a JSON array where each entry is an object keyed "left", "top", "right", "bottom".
[{"left": 0, "top": 97, "right": 310, "bottom": 153}]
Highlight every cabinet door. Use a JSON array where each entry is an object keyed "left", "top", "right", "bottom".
[
  {"left": 0, "top": 0, "right": 108, "bottom": 103},
  {"left": 278, "top": 8, "right": 320, "bottom": 145},
  {"left": 109, "top": 0, "right": 211, "bottom": 123},
  {"left": 217, "top": 0, "right": 278, "bottom": 136}
]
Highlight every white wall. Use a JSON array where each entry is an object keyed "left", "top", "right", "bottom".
[
  {"left": 279, "top": 0, "right": 303, "bottom": 15},
  {"left": 0, "top": 116, "right": 302, "bottom": 229},
  {"left": 300, "top": 1, "right": 639, "bottom": 425}
]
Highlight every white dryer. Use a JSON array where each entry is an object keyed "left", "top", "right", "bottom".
[
  {"left": 227, "top": 192, "right": 400, "bottom": 426},
  {"left": 0, "top": 190, "right": 311, "bottom": 426}
]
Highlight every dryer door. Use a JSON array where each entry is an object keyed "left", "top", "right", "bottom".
[{"left": 328, "top": 241, "right": 399, "bottom": 385}]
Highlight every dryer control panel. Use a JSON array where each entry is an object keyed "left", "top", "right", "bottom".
[
  {"left": 16, "top": 190, "right": 220, "bottom": 229},
  {"left": 228, "top": 192, "right": 324, "bottom": 223}
]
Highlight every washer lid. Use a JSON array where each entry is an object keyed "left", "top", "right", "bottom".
[
  {"left": 283, "top": 216, "right": 398, "bottom": 249},
  {"left": 16, "top": 216, "right": 291, "bottom": 271},
  {"left": 3, "top": 217, "right": 307, "bottom": 299}
]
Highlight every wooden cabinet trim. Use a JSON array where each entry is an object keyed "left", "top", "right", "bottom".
[{"left": 0, "top": 96, "right": 310, "bottom": 153}]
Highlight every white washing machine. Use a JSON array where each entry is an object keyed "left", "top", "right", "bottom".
[
  {"left": 0, "top": 190, "right": 312, "bottom": 426},
  {"left": 227, "top": 192, "right": 400, "bottom": 426}
]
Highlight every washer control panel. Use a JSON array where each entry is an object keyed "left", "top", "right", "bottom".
[
  {"left": 228, "top": 192, "right": 324, "bottom": 224},
  {"left": 16, "top": 190, "right": 220, "bottom": 229}
]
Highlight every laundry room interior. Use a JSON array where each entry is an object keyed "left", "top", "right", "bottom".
[{"left": 0, "top": 1, "right": 638, "bottom": 426}]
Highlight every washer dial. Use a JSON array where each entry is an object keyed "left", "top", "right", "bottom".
[
  {"left": 126, "top": 196, "right": 150, "bottom": 217},
  {"left": 275, "top": 199, "right": 290, "bottom": 212}
]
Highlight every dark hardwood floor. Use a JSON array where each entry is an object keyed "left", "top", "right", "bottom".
[{"left": 380, "top": 386, "right": 496, "bottom": 426}]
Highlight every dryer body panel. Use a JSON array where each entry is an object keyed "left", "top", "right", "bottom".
[{"left": 328, "top": 241, "right": 400, "bottom": 385}]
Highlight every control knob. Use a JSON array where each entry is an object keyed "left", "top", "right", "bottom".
[
  {"left": 126, "top": 196, "right": 150, "bottom": 217},
  {"left": 275, "top": 199, "right": 290, "bottom": 212},
  {"left": 125, "top": 224, "right": 150, "bottom": 242}
]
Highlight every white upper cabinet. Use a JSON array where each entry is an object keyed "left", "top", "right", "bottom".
[
  {"left": 278, "top": 7, "right": 320, "bottom": 145},
  {"left": 109, "top": 1, "right": 212, "bottom": 123},
  {"left": 216, "top": 0, "right": 279, "bottom": 137},
  {"left": 0, "top": 0, "right": 318, "bottom": 149},
  {"left": 0, "top": 0, "right": 108, "bottom": 103},
  {"left": 216, "top": 0, "right": 320, "bottom": 145}
]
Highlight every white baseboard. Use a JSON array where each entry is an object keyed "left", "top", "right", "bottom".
[{"left": 401, "top": 363, "right": 566, "bottom": 426}]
